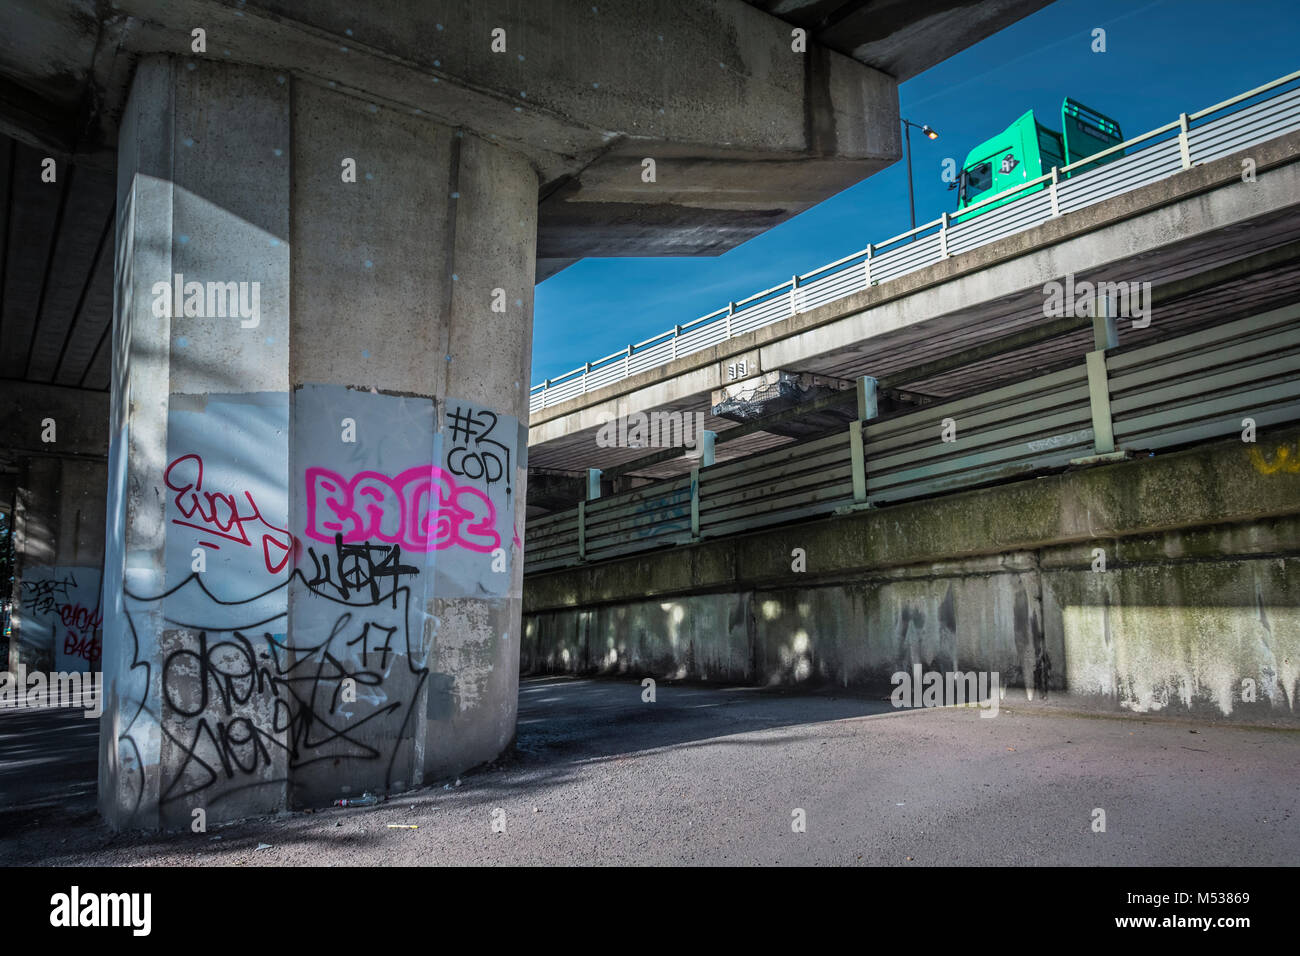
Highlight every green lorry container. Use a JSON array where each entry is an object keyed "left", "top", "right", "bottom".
[{"left": 954, "top": 98, "right": 1125, "bottom": 222}]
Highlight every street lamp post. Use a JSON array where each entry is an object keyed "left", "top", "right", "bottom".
[{"left": 901, "top": 118, "right": 939, "bottom": 235}]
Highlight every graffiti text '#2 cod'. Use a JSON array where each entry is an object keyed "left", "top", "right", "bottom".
[{"left": 151, "top": 274, "right": 261, "bottom": 328}]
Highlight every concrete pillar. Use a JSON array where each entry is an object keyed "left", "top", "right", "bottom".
[
  {"left": 100, "top": 57, "right": 535, "bottom": 830},
  {"left": 6, "top": 454, "right": 107, "bottom": 674}
]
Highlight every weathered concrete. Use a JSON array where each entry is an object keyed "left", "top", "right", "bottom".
[
  {"left": 524, "top": 428, "right": 1300, "bottom": 719},
  {"left": 99, "top": 56, "right": 534, "bottom": 830},
  {"left": 2, "top": 0, "right": 1054, "bottom": 266},
  {"left": 746, "top": 0, "right": 1056, "bottom": 82},
  {"left": 0, "top": 0, "right": 1016, "bottom": 834},
  {"left": 0, "top": 382, "right": 109, "bottom": 456}
]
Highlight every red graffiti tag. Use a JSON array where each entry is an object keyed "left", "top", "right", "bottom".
[
  {"left": 164, "top": 453, "right": 294, "bottom": 574},
  {"left": 63, "top": 630, "right": 102, "bottom": 664},
  {"left": 59, "top": 602, "right": 103, "bottom": 635},
  {"left": 305, "top": 464, "right": 499, "bottom": 554}
]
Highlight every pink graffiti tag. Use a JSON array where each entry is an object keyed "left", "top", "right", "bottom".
[
  {"left": 305, "top": 464, "right": 499, "bottom": 554},
  {"left": 164, "top": 453, "right": 294, "bottom": 574}
]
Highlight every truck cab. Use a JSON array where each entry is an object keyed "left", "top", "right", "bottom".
[{"left": 955, "top": 98, "right": 1124, "bottom": 221}]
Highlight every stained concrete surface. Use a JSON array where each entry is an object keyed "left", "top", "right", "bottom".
[{"left": 1, "top": 676, "right": 1297, "bottom": 865}]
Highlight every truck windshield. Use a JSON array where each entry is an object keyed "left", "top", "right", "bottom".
[{"left": 963, "top": 161, "right": 992, "bottom": 203}]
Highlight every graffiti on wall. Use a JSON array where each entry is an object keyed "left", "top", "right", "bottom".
[
  {"left": 305, "top": 464, "right": 499, "bottom": 554},
  {"left": 18, "top": 566, "right": 103, "bottom": 672},
  {"left": 1250, "top": 442, "right": 1300, "bottom": 475},
  {"left": 164, "top": 452, "right": 294, "bottom": 573},
  {"left": 105, "top": 387, "right": 522, "bottom": 822},
  {"left": 435, "top": 399, "right": 522, "bottom": 599},
  {"left": 632, "top": 486, "right": 692, "bottom": 539},
  {"left": 140, "top": 548, "right": 427, "bottom": 806},
  {"left": 445, "top": 403, "right": 513, "bottom": 493}
]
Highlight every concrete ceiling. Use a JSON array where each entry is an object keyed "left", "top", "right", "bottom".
[
  {"left": 742, "top": 0, "right": 1053, "bottom": 81},
  {"left": 0, "top": 134, "right": 115, "bottom": 390},
  {"left": 0, "top": 0, "right": 1056, "bottom": 393}
]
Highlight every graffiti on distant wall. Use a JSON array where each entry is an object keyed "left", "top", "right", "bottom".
[
  {"left": 1249, "top": 441, "right": 1300, "bottom": 475},
  {"left": 632, "top": 486, "right": 692, "bottom": 539},
  {"left": 18, "top": 566, "right": 103, "bottom": 672}
]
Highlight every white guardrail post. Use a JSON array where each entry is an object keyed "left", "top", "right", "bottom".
[
  {"left": 864, "top": 244, "right": 874, "bottom": 286},
  {"left": 1049, "top": 167, "right": 1061, "bottom": 217},
  {"left": 726, "top": 302, "right": 735, "bottom": 338},
  {"left": 939, "top": 213, "right": 950, "bottom": 258},
  {"left": 1178, "top": 112, "right": 1193, "bottom": 169},
  {"left": 672, "top": 325, "right": 680, "bottom": 360},
  {"left": 789, "top": 275, "right": 799, "bottom": 314},
  {"left": 583, "top": 363, "right": 590, "bottom": 393},
  {"left": 624, "top": 344, "right": 632, "bottom": 377}
]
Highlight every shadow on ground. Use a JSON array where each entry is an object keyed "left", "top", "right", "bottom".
[{"left": 0, "top": 676, "right": 892, "bottom": 862}]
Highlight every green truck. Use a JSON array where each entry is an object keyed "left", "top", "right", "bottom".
[{"left": 954, "top": 99, "right": 1125, "bottom": 221}]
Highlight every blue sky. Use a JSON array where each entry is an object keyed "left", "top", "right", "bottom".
[{"left": 531, "top": 0, "right": 1299, "bottom": 385}]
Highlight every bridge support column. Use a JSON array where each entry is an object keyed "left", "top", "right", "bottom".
[
  {"left": 1, "top": 382, "right": 108, "bottom": 677},
  {"left": 100, "top": 56, "right": 535, "bottom": 830},
  {"left": 5, "top": 454, "right": 106, "bottom": 674}
]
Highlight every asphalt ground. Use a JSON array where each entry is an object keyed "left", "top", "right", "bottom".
[{"left": 2, "top": 676, "right": 1297, "bottom": 865}]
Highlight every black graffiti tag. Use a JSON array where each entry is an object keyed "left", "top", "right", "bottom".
[{"left": 446, "top": 404, "right": 512, "bottom": 493}]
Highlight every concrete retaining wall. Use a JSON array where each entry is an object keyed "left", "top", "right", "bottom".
[{"left": 523, "top": 430, "right": 1300, "bottom": 719}]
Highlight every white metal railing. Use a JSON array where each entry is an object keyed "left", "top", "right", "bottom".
[
  {"left": 525, "top": 303, "right": 1300, "bottom": 572},
  {"left": 530, "top": 69, "right": 1300, "bottom": 415}
]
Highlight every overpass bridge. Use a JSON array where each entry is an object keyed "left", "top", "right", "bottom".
[
  {"left": 0, "top": 0, "right": 1058, "bottom": 830},
  {"left": 521, "top": 70, "right": 1300, "bottom": 717},
  {"left": 526, "top": 70, "right": 1300, "bottom": 492}
]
